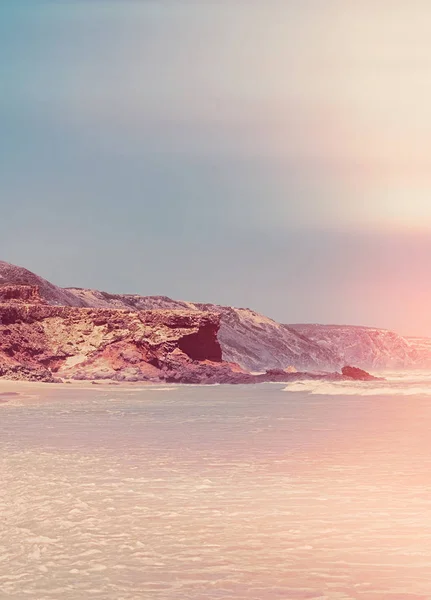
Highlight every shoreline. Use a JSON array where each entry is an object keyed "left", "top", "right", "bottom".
[{"left": 0, "top": 378, "right": 166, "bottom": 397}]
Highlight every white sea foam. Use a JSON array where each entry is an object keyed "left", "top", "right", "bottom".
[
  {"left": 142, "top": 386, "right": 179, "bottom": 392},
  {"left": 283, "top": 377, "right": 431, "bottom": 396}
]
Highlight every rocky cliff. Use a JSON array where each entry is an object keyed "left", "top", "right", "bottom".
[
  {"left": 2, "top": 260, "right": 430, "bottom": 374},
  {"left": 0, "top": 285, "right": 45, "bottom": 304},
  {"left": 0, "top": 261, "right": 86, "bottom": 307},
  {"left": 66, "top": 290, "right": 339, "bottom": 372},
  {"left": 404, "top": 337, "right": 431, "bottom": 368},
  {"left": 0, "top": 285, "right": 356, "bottom": 384},
  {"left": 289, "top": 324, "right": 418, "bottom": 370},
  {"left": 188, "top": 304, "right": 339, "bottom": 372},
  {"left": 0, "top": 291, "right": 241, "bottom": 383},
  {"left": 0, "top": 261, "right": 340, "bottom": 371}
]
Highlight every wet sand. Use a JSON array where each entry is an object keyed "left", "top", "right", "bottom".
[{"left": 0, "top": 378, "right": 162, "bottom": 402}]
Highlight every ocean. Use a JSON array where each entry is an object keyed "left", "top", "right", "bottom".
[{"left": 2, "top": 374, "right": 431, "bottom": 599}]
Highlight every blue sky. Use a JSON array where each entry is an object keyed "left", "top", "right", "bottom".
[{"left": 2, "top": 1, "right": 431, "bottom": 335}]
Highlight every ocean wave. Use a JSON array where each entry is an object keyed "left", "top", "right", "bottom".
[{"left": 283, "top": 379, "right": 431, "bottom": 396}]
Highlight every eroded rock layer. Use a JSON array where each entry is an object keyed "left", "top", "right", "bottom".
[
  {"left": 0, "top": 286, "right": 381, "bottom": 384},
  {"left": 0, "top": 262, "right": 396, "bottom": 378},
  {"left": 0, "top": 298, "right": 232, "bottom": 383}
]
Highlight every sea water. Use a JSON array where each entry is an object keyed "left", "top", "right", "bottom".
[{"left": 2, "top": 375, "right": 431, "bottom": 599}]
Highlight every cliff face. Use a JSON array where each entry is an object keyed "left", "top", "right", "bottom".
[
  {"left": 190, "top": 304, "right": 339, "bottom": 372},
  {"left": 67, "top": 290, "right": 339, "bottom": 371},
  {"left": 0, "top": 297, "right": 377, "bottom": 385},
  {"left": 3, "top": 260, "right": 431, "bottom": 374},
  {"left": 0, "top": 285, "right": 45, "bottom": 305},
  {"left": 289, "top": 324, "right": 416, "bottom": 370},
  {"left": 0, "top": 297, "right": 231, "bottom": 383},
  {"left": 0, "top": 263, "right": 342, "bottom": 372}
]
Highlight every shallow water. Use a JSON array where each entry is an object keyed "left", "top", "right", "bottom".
[{"left": 2, "top": 380, "right": 431, "bottom": 599}]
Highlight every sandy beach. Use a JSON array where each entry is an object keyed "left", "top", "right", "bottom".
[{"left": 0, "top": 378, "right": 164, "bottom": 401}]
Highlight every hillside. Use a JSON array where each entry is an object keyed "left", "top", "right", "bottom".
[
  {"left": 0, "top": 294, "right": 247, "bottom": 383},
  {"left": 0, "top": 283, "right": 354, "bottom": 384},
  {"left": 66, "top": 290, "right": 339, "bottom": 371},
  {"left": 0, "top": 261, "right": 86, "bottom": 308},
  {"left": 289, "top": 324, "right": 417, "bottom": 370},
  {"left": 2, "top": 261, "right": 430, "bottom": 372},
  {"left": 405, "top": 337, "right": 431, "bottom": 368},
  {"left": 2, "top": 262, "right": 340, "bottom": 372}
]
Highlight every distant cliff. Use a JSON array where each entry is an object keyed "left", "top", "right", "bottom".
[
  {"left": 1, "top": 260, "right": 430, "bottom": 374},
  {"left": 289, "top": 324, "right": 425, "bottom": 370}
]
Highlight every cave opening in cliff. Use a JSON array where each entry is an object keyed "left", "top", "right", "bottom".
[{"left": 178, "top": 328, "right": 222, "bottom": 362}]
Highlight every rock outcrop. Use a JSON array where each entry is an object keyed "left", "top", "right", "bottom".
[
  {"left": 0, "top": 301, "right": 232, "bottom": 383},
  {"left": 190, "top": 304, "right": 339, "bottom": 372},
  {"left": 341, "top": 365, "right": 382, "bottom": 381},
  {"left": 0, "top": 285, "right": 46, "bottom": 305},
  {"left": 66, "top": 292, "right": 339, "bottom": 372},
  {"left": 0, "top": 261, "right": 86, "bottom": 307},
  {"left": 2, "top": 263, "right": 340, "bottom": 373},
  {"left": 0, "top": 293, "right": 370, "bottom": 384}
]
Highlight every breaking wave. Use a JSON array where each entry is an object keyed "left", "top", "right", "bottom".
[{"left": 283, "top": 374, "right": 431, "bottom": 397}]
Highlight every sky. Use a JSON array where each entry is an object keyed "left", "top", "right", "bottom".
[{"left": 2, "top": 1, "right": 431, "bottom": 335}]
